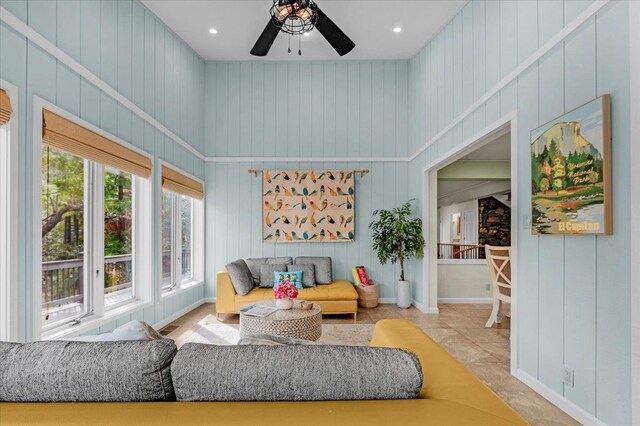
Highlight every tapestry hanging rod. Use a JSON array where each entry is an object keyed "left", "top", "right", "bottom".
[{"left": 248, "top": 169, "right": 370, "bottom": 178}]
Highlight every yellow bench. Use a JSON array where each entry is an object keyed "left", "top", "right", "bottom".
[
  {"left": 0, "top": 319, "right": 526, "bottom": 425},
  {"left": 216, "top": 270, "right": 359, "bottom": 320}
]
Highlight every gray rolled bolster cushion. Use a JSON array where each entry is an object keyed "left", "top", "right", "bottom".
[
  {"left": 0, "top": 339, "right": 177, "bottom": 402},
  {"left": 171, "top": 344, "right": 423, "bottom": 401}
]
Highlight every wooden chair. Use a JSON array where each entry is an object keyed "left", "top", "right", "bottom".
[{"left": 484, "top": 245, "right": 511, "bottom": 328}]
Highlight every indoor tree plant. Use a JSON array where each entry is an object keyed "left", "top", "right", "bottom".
[{"left": 369, "top": 200, "right": 425, "bottom": 308}]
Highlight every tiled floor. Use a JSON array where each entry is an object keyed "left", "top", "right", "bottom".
[{"left": 164, "top": 302, "right": 579, "bottom": 426}]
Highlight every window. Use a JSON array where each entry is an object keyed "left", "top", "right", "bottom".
[
  {"left": 161, "top": 190, "right": 195, "bottom": 290},
  {"left": 40, "top": 109, "right": 152, "bottom": 332},
  {"left": 160, "top": 164, "right": 203, "bottom": 294},
  {"left": 0, "top": 87, "right": 17, "bottom": 341}
]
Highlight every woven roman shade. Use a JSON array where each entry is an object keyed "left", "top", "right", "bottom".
[
  {"left": 0, "top": 89, "right": 12, "bottom": 126},
  {"left": 42, "top": 109, "right": 152, "bottom": 178},
  {"left": 161, "top": 165, "right": 204, "bottom": 200}
]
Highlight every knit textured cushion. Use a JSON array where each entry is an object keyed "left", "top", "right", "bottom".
[
  {"left": 295, "top": 256, "right": 332, "bottom": 284},
  {"left": 172, "top": 344, "right": 422, "bottom": 401},
  {"left": 245, "top": 258, "right": 267, "bottom": 285},
  {"left": 226, "top": 259, "right": 254, "bottom": 295},
  {"left": 259, "top": 263, "right": 288, "bottom": 288},
  {"left": 266, "top": 257, "right": 293, "bottom": 266},
  {"left": 0, "top": 340, "right": 177, "bottom": 402},
  {"left": 288, "top": 264, "right": 316, "bottom": 288}
]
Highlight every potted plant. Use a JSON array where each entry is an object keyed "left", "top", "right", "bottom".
[{"left": 369, "top": 200, "right": 425, "bottom": 308}]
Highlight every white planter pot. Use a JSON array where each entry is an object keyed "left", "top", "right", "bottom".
[
  {"left": 396, "top": 280, "right": 412, "bottom": 309},
  {"left": 275, "top": 298, "right": 294, "bottom": 310}
]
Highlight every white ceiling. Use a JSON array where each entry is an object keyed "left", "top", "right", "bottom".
[{"left": 142, "top": 0, "right": 468, "bottom": 61}]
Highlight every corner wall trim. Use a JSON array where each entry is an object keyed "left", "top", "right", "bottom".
[
  {"left": 0, "top": 6, "right": 205, "bottom": 162},
  {"left": 516, "top": 369, "right": 605, "bottom": 426},
  {"left": 204, "top": 156, "right": 411, "bottom": 163},
  {"left": 629, "top": 1, "right": 640, "bottom": 424},
  {"left": 153, "top": 299, "right": 205, "bottom": 330}
]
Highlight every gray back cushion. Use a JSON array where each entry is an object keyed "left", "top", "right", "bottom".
[
  {"left": 267, "top": 257, "right": 293, "bottom": 265},
  {"left": 226, "top": 259, "right": 254, "bottom": 295},
  {"left": 259, "top": 263, "right": 288, "bottom": 287},
  {"left": 0, "top": 339, "right": 177, "bottom": 402},
  {"left": 295, "top": 256, "right": 333, "bottom": 284},
  {"left": 288, "top": 264, "right": 316, "bottom": 287},
  {"left": 172, "top": 344, "right": 422, "bottom": 401},
  {"left": 245, "top": 258, "right": 267, "bottom": 285}
]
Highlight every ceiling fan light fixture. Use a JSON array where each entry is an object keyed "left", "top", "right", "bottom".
[{"left": 270, "top": 0, "right": 318, "bottom": 35}]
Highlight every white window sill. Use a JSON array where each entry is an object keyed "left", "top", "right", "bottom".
[
  {"left": 161, "top": 280, "right": 204, "bottom": 299},
  {"left": 437, "top": 259, "right": 487, "bottom": 265},
  {"left": 42, "top": 299, "right": 153, "bottom": 341}
]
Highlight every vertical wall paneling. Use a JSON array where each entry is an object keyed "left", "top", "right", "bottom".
[
  {"left": 405, "top": 1, "right": 631, "bottom": 424},
  {"left": 0, "top": 0, "right": 206, "bottom": 341}
]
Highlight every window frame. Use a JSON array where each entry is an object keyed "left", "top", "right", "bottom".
[
  {"left": 158, "top": 160, "right": 204, "bottom": 299},
  {"left": 33, "top": 99, "right": 154, "bottom": 340},
  {"left": 0, "top": 81, "right": 19, "bottom": 342}
]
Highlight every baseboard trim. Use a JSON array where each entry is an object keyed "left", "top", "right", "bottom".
[
  {"left": 204, "top": 297, "right": 216, "bottom": 303},
  {"left": 412, "top": 299, "right": 439, "bottom": 314},
  {"left": 154, "top": 299, "right": 205, "bottom": 330},
  {"left": 378, "top": 298, "right": 396, "bottom": 304},
  {"left": 516, "top": 369, "right": 605, "bottom": 426},
  {"left": 438, "top": 297, "right": 493, "bottom": 304}
]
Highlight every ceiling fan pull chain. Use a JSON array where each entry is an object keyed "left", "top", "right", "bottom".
[
  {"left": 298, "top": 34, "right": 302, "bottom": 56},
  {"left": 288, "top": 33, "right": 291, "bottom": 54}
]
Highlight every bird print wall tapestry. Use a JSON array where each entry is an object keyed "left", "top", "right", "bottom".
[
  {"left": 530, "top": 95, "right": 612, "bottom": 235},
  {"left": 263, "top": 170, "right": 355, "bottom": 243}
]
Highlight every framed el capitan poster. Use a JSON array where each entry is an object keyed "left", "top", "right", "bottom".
[{"left": 530, "top": 94, "right": 612, "bottom": 235}]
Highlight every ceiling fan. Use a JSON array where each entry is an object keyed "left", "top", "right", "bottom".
[{"left": 250, "top": 0, "right": 355, "bottom": 57}]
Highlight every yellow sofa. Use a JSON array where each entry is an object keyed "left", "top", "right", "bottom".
[
  {"left": 0, "top": 319, "right": 527, "bottom": 425},
  {"left": 216, "top": 270, "right": 359, "bottom": 320}
]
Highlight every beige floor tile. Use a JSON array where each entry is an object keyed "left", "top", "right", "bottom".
[{"left": 456, "top": 327, "right": 511, "bottom": 343}]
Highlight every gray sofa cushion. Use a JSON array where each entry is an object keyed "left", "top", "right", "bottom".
[
  {"left": 245, "top": 258, "right": 267, "bottom": 285},
  {"left": 171, "top": 344, "right": 422, "bottom": 401},
  {"left": 0, "top": 339, "right": 177, "bottom": 402},
  {"left": 267, "top": 256, "right": 293, "bottom": 266},
  {"left": 259, "top": 263, "right": 288, "bottom": 287},
  {"left": 295, "top": 256, "right": 333, "bottom": 284},
  {"left": 237, "top": 334, "right": 320, "bottom": 346},
  {"left": 288, "top": 264, "right": 316, "bottom": 288},
  {"left": 226, "top": 259, "right": 254, "bottom": 295}
]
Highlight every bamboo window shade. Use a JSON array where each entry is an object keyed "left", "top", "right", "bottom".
[
  {"left": 161, "top": 165, "right": 204, "bottom": 200},
  {"left": 42, "top": 109, "right": 152, "bottom": 178},
  {"left": 0, "top": 89, "right": 12, "bottom": 126}
]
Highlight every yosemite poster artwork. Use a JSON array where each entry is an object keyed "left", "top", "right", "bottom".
[
  {"left": 263, "top": 170, "right": 355, "bottom": 243},
  {"left": 530, "top": 95, "right": 611, "bottom": 235}
]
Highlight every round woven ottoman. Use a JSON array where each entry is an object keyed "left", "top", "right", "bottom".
[{"left": 239, "top": 300, "right": 322, "bottom": 341}]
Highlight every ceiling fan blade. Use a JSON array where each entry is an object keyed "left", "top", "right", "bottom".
[
  {"left": 314, "top": 7, "right": 355, "bottom": 56},
  {"left": 250, "top": 20, "right": 283, "bottom": 56}
]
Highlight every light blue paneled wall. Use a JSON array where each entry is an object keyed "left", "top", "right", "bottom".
[
  {"left": 203, "top": 60, "right": 413, "bottom": 300},
  {"left": 0, "top": 0, "right": 206, "bottom": 342},
  {"left": 204, "top": 61, "right": 408, "bottom": 158},
  {"left": 407, "top": 1, "right": 631, "bottom": 423},
  {"left": 205, "top": 161, "right": 409, "bottom": 300}
]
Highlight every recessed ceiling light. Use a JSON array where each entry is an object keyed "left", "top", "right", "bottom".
[
  {"left": 393, "top": 27, "right": 402, "bottom": 33},
  {"left": 209, "top": 28, "right": 218, "bottom": 35},
  {"left": 303, "top": 31, "right": 312, "bottom": 36}
]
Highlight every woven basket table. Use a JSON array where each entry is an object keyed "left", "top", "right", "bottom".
[{"left": 239, "top": 300, "right": 322, "bottom": 341}]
